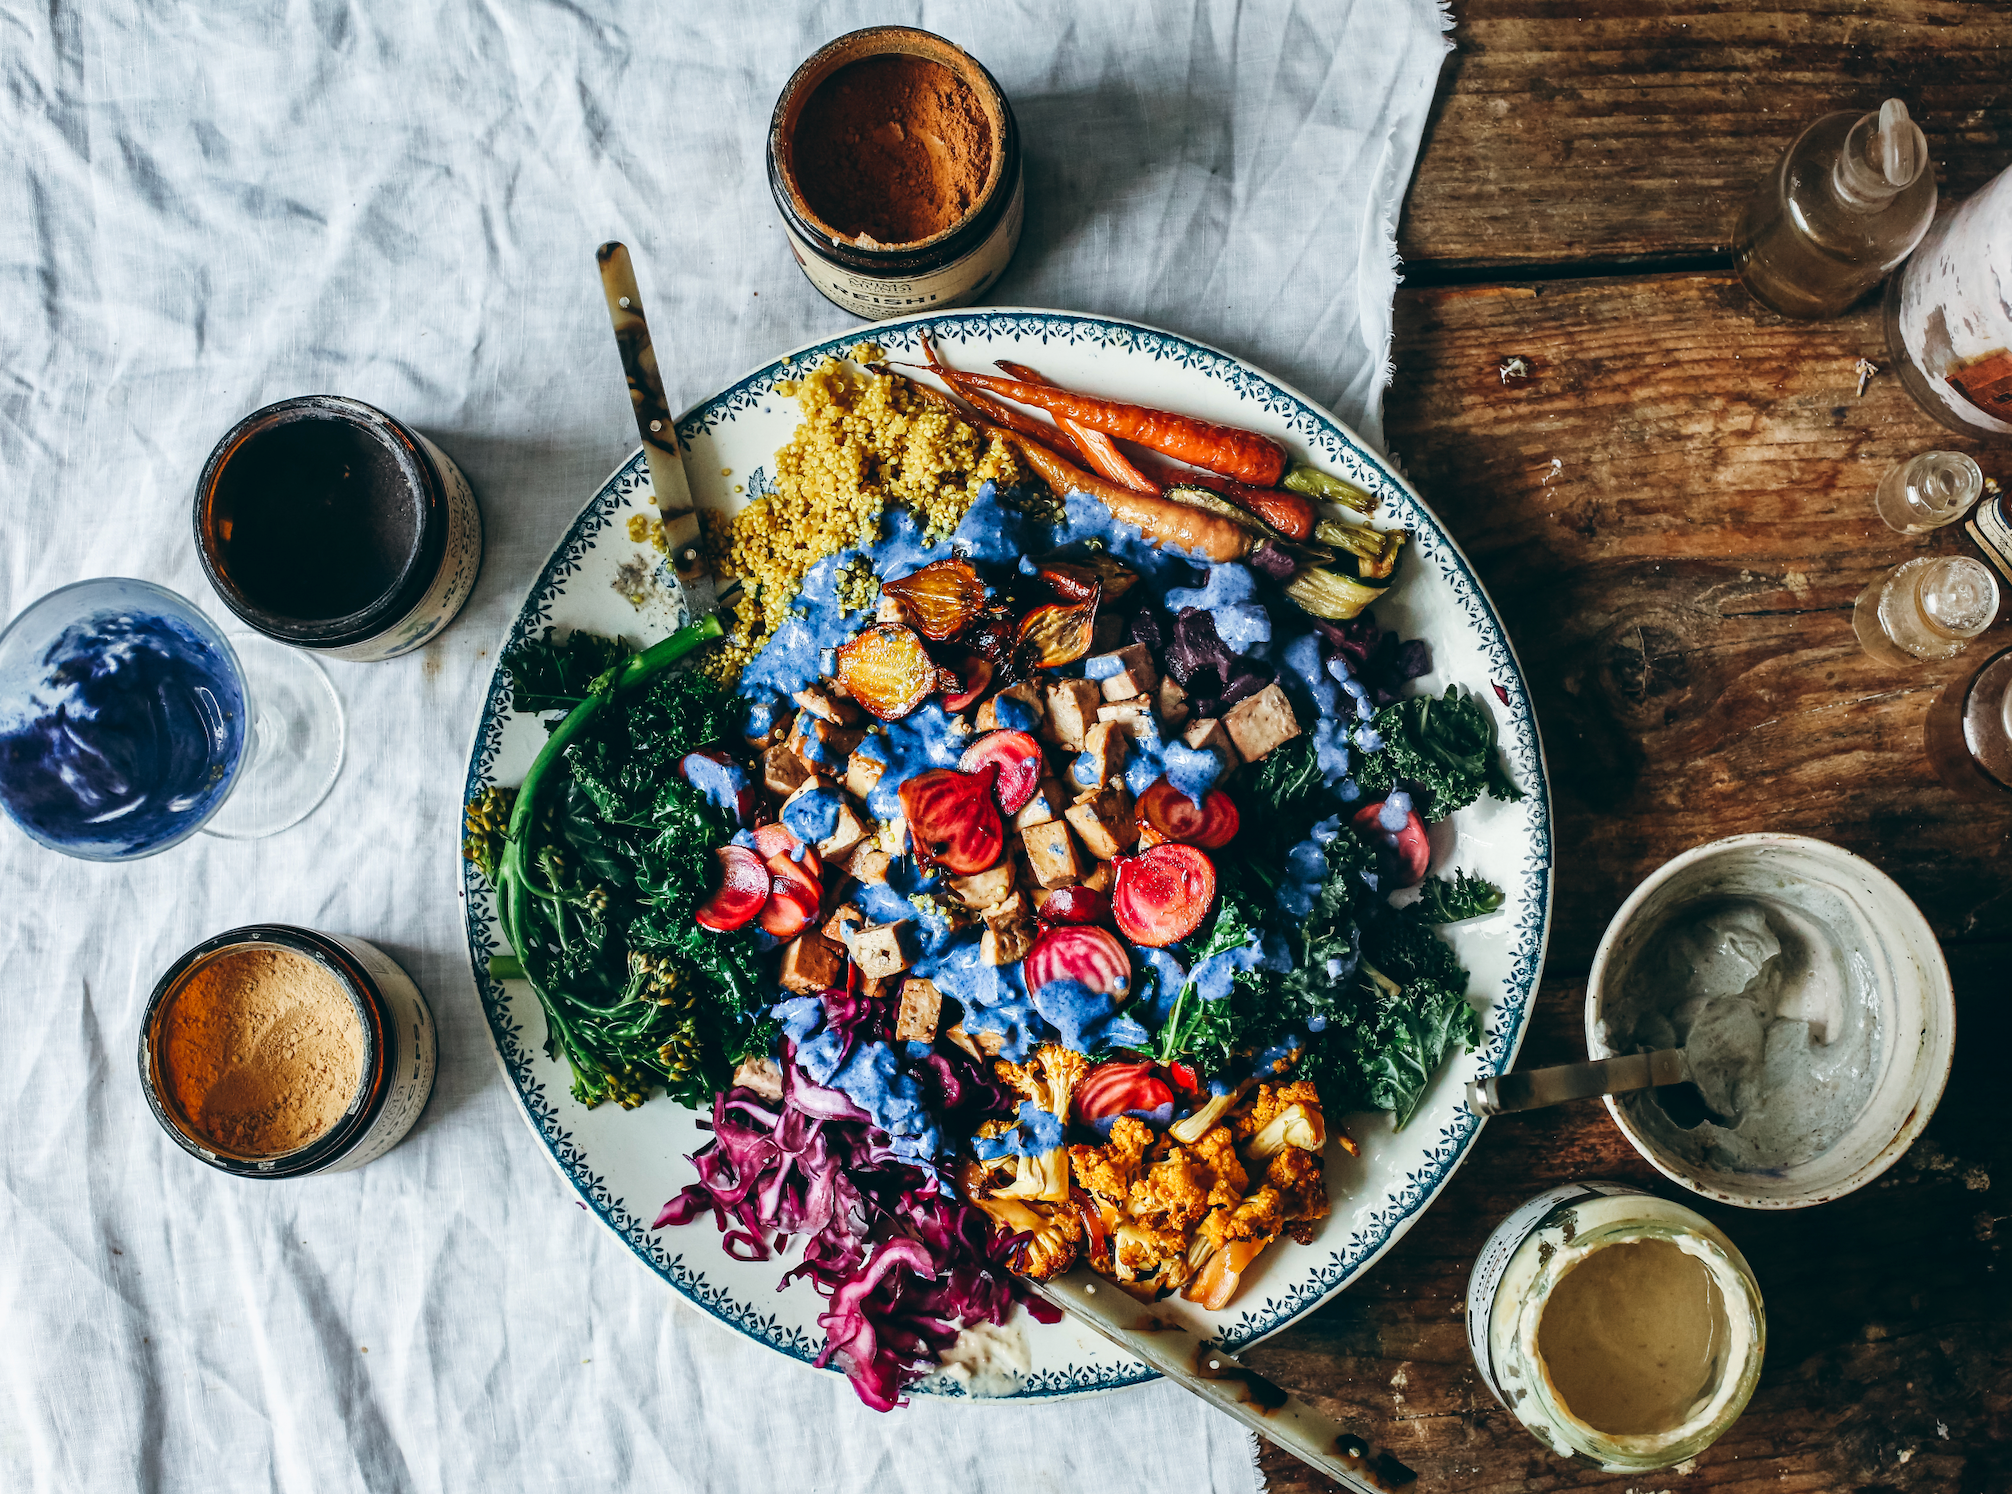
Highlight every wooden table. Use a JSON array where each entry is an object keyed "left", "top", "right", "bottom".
[{"left": 1253, "top": 6, "right": 2012, "bottom": 1489}]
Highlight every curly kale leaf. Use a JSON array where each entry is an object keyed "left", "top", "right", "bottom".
[
  {"left": 503, "top": 628, "right": 632, "bottom": 715},
  {"left": 566, "top": 669, "right": 740, "bottom": 825},
  {"left": 1247, "top": 733, "right": 1324, "bottom": 818},
  {"left": 1152, "top": 890, "right": 1270, "bottom": 1070},
  {"left": 1413, "top": 869, "right": 1504, "bottom": 924},
  {"left": 1353, "top": 684, "right": 1522, "bottom": 818},
  {"left": 1352, "top": 976, "right": 1483, "bottom": 1129}
]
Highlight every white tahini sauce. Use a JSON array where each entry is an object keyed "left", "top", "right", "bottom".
[
  {"left": 1603, "top": 896, "right": 1881, "bottom": 1171},
  {"left": 936, "top": 1319, "right": 1031, "bottom": 1397}
]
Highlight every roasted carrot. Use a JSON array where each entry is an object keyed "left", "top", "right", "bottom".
[
  {"left": 994, "top": 360, "right": 1159, "bottom": 495},
  {"left": 930, "top": 369, "right": 1287, "bottom": 487},
  {"left": 1138, "top": 458, "right": 1316, "bottom": 542},
  {"left": 910, "top": 341, "right": 1080, "bottom": 462}
]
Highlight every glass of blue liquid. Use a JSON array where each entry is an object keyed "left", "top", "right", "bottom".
[{"left": 0, "top": 578, "right": 344, "bottom": 859}]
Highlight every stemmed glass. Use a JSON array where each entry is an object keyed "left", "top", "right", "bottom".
[{"left": 0, "top": 577, "right": 345, "bottom": 859}]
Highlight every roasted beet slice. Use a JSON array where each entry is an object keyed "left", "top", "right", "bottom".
[
  {"left": 752, "top": 821, "right": 823, "bottom": 879},
  {"left": 958, "top": 730, "right": 1043, "bottom": 813},
  {"left": 898, "top": 766, "right": 1004, "bottom": 875},
  {"left": 695, "top": 845, "right": 769, "bottom": 932},
  {"left": 1022, "top": 924, "right": 1132, "bottom": 1000},
  {"left": 1192, "top": 790, "right": 1240, "bottom": 850},
  {"left": 1074, "top": 1060, "right": 1174, "bottom": 1122},
  {"left": 836, "top": 623, "right": 936, "bottom": 720},
  {"left": 759, "top": 850, "right": 823, "bottom": 937},
  {"left": 1353, "top": 800, "right": 1430, "bottom": 887},
  {"left": 939, "top": 654, "right": 994, "bottom": 712},
  {"left": 1015, "top": 594, "right": 1098, "bottom": 669},
  {"left": 1135, "top": 778, "right": 1239, "bottom": 851},
  {"left": 1037, "top": 885, "right": 1113, "bottom": 926},
  {"left": 881, "top": 558, "right": 987, "bottom": 641},
  {"left": 1112, "top": 844, "right": 1216, "bottom": 947}
]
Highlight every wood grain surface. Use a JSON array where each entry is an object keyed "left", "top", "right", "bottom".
[
  {"left": 1250, "top": 269, "right": 2012, "bottom": 1489},
  {"left": 1401, "top": 0, "right": 2012, "bottom": 276}
]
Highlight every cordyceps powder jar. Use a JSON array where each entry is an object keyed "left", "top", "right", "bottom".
[
  {"left": 140, "top": 925, "right": 437, "bottom": 1177},
  {"left": 1467, "top": 1183, "right": 1765, "bottom": 1472},
  {"left": 769, "top": 26, "right": 1023, "bottom": 319}
]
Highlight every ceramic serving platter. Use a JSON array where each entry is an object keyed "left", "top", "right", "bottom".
[{"left": 462, "top": 309, "right": 1553, "bottom": 1400}]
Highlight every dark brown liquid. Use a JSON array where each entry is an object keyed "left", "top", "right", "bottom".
[{"left": 215, "top": 417, "right": 417, "bottom": 621}]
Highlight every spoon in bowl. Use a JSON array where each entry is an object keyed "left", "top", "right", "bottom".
[{"left": 1467, "top": 1048, "right": 1734, "bottom": 1127}]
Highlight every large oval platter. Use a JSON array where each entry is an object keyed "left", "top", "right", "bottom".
[{"left": 462, "top": 309, "right": 1553, "bottom": 1399}]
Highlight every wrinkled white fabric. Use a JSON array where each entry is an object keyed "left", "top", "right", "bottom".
[{"left": 0, "top": 3, "right": 1449, "bottom": 1490}]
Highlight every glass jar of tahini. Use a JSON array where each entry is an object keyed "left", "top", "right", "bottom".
[
  {"left": 768, "top": 26, "right": 1023, "bottom": 320},
  {"left": 1466, "top": 1182, "right": 1766, "bottom": 1472}
]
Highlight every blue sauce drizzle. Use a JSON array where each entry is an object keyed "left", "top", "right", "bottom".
[
  {"left": 741, "top": 692, "right": 785, "bottom": 740},
  {"left": 0, "top": 611, "right": 246, "bottom": 857},
  {"left": 1167, "top": 564, "right": 1271, "bottom": 655},
  {"left": 972, "top": 1099, "right": 1067, "bottom": 1161},
  {"left": 1122, "top": 718, "right": 1168, "bottom": 797},
  {"left": 1083, "top": 654, "right": 1124, "bottom": 682},
  {"left": 1032, "top": 978, "right": 1150, "bottom": 1054},
  {"left": 1276, "top": 813, "right": 1346, "bottom": 920},
  {"left": 991, "top": 693, "right": 1038, "bottom": 732},
  {"left": 915, "top": 937, "right": 1048, "bottom": 1061},
  {"left": 683, "top": 754, "right": 751, "bottom": 819},
  {"left": 1280, "top": 632, "right": 1355, "bottom": 787},
  {"left": 1162, "top": 739, "right": 1222, "bottom": 805},
  {"left": 1188, "top": 930, "right": 1291, "bottom": 1004},
  {"left": 854, "top": 700, "right": 966, "bottom": 822},
  {"left": 780, "top": 784, "right": 842, "bottom": 845}
]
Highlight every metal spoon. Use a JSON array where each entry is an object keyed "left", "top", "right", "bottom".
[{"left": 1466, "top": 1048, "right": 1732, "bottom": 1126}]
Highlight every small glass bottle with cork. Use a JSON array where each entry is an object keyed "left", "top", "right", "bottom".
[
  {"left": 1852, "top": 555, "right": 2002, "bottom": 667},
  {"left": 1733, "top": 99, "right": 1936, "bottom": 320}
]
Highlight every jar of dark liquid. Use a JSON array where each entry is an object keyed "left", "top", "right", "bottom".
[
  {"left": 1925, "top": 644, "right": 2012, "bottom": 802},
  {"left": 194, "top": 397, "right": 482, "bottom": 662}
]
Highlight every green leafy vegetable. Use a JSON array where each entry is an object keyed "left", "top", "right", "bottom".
[
  {"left": 1354, "top": 684, "right": 1522, "bottom": 818},
  {"left": 1413, "top": 870, "right": 1504, "bottom": 924},
  {"left": 502, "top": 628, "right": 631, "bottom": 714},
  {"left": 1152, "top": 891, "right": 1267, "bottom": 1071},
  {"left": 1247, "top": 733, "right": 1323, "bottom": 819}
]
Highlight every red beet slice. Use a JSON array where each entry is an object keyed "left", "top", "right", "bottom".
[
  {"left": 1037, "top": 885, "right": 1113, "bottom": 926},
  {"left": 695, "top": 845, "right": 769, "bottom": 932},
  {"left": 1353, "top": 801, "right": 1430, "bottom": 887},
  {"left": 899, "top": 766, "right": 1004, "bottom": 875},
  {"left": 939, "top": 654, "right": 994, "bottom": 712},
  {"left": 1136, "top": 778, "right": 1241, "bottom": 851},
  {"left": 958, "top": 730, "right": 1043, "bottom": 814},
  {"left": 759, "top": 850, "right": 823, "bottom": 937},
  {"left": 752, "top": 822, "right": 822, "bottom": 879},
  {"left": 1023, "top": 924, "right": 1132, "bottom": 1001},
  {"left": 1075, "top": 1060, "right": 1174, "bottom": 1122},
  {"left": 1112, "top": 844, "right": 1216, "bottom": 947}
]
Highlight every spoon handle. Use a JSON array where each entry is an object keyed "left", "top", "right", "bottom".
[{"left": 1467, "top": 1049, "right": 1689, "bottom": 1116}]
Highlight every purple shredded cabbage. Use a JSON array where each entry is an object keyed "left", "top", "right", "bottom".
[{"left": 656, "top": 1041, "right": 1043, "bottom": 1412}]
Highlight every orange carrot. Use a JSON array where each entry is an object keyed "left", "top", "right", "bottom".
[
  {"left": 914, "top": 338, "right": 1080, "bottom": 462},
  {"left": 933, "top": 369, "right": 1287, "bottom": 487},
  {"left": 995, "top": 360, "right": 1159, "bottom": 495},
  {"left": 1138, "top": 456, "right": 1316, "bottom": 542}
]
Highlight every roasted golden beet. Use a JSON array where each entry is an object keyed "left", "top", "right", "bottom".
[
  {"left": 880, "top": 557, "right": 987, "bottom": 641},
  {"left": 835, "top": 623, "right": 936, "bottom": 719}
]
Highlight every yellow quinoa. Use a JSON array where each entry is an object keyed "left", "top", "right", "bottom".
[{"left": 701, "top": 352, "right": 1024, "bottom": 684}]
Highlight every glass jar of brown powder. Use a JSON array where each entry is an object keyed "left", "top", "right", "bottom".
[
  {"left": 769, "top": 26, "right": 1023, "bottom": 319},
  {"left": 139, "top": 924, "right": 437, "bottom": 1177}
]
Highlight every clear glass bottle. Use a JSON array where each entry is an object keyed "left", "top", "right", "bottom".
[
  {"left": 1852, "top": 555, "right": 2002, "bottom": 666},
  {"left": 1885, "top": 163, "right": 2012, "bottom": 440},
  {"left": 1733, "top": 100, "right": 1936, "bottom": 320},
  {"left": 1925, "top": 644, "right": 2012, "bottom": 801},
  {"left": 1874, "top": 451, "right": 1985, "bottom": 533}
]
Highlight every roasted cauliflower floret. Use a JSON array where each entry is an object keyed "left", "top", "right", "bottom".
[
  {"left": 994, "top": 1044, "right": 1089, "bottom": 1119},
  {"left": 1112, "top": 1220, "right": 1191, "bottom": 1284},
  {"left": 956, "top": 1158, "right": 1084, "bottom": 1279},
  {"left": 1264, "top": 1146, "right": 1330, "bottom": 1242},
  {"left": 1229, "top": 1080, "right": 1323, "bottom": 1144},
  {"left": 1200, "top": 1185, "right": 1284, "bottom": 1251},
  {"left": 984, "top": 1045, "right": 1088, "bottom": 1204},
  {"left": 1069, "top": 1115, "right": 1153, "bottom": 1203},
  {"left": 1128, "top": 1148, "right": 1215, "bottom": 1232},
  {"left": 1186, "top": 1125, "right": 1249, "bottom": 1208}
]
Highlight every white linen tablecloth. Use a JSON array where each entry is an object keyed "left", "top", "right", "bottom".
[{"left": 0, "top": 3, "right": 1450, "bottom": 1489}]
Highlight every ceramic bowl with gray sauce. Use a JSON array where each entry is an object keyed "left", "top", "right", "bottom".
[{"left": 1586, "top": 834, "right": 1954, "bottom": 1208}]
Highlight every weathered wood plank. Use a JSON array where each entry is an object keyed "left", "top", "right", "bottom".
[
  {"left": 1403, "top": 0, "right": 2012, "bottom": 273},
  {"left": 1252, "top": 947, "right": 2007, "bottom": 1493},
  {"left": 1383, "top": 270, "right": 2011, "bottom": 976}
]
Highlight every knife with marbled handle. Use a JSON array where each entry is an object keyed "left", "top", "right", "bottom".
[
  {"left": 1026, "top": 1267, "right": 1416, "bottom": 1493},
  {"left": 595, "top": 241, "right": 730, "bottom": 626}
]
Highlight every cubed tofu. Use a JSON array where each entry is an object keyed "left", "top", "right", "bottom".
[
  {"left": 1156, "top": 675, "right": 1190, "bottom": 728},
  {"left": 1083, "top": 859, "right": 1115, "bottom": 893},
  {"left": 821, "top": 902, "right": 864, "bottom": 946},
  {"left": 818, "top": 799, "right": 871, "bottom": 862},
  {"left": 877, "top": 814, "right": 909, "bottom": 856},
  {"left": 847, "top": 845, "right": 893, "bottom": 884},
  {"left": 974, "top": 680, "right": 1044, "bottom": 733},
  {"left": 894, "top": 978, "right": 943, "bottom": 1044},
  {"left": 1222, "top": 682, "right": 1302, "bottom": 762},
  {"left": 861, "top": 974, "right": 896, "bottom": 1003},
  {"left": 979, "top": 892, "right": 1038, "bottom": 966},
  {"left": 843, "top": 751, "right": 885, "bottom": 800},
  {"left": 1096, "top": 695, "right": 1154, "bottom": 727},
  {"left": 731, "top": 1055, "right": 785, "bottom": 1102},
  {"left": 1073, "top": 721, "right": 1129, "bottom": 789},
  {"left": 1065, "top": 785, "right": 1137, "bottom": 861},
  {"left": 1088, "top": 643, "right": 1158, "bottom": 702},
  {"left": 850, "top": 921, "right": 914, "bottom": 981},
  {"left": 874, "top": 592, "right": 908, "bottom": 624},
  {"left": 1181, "top": 716, "right": 1243, "bottom": 772},
  {"left": 950, "top": 863, "right": 1017, "bottom": 909},
  {"left": 744, "top": 704, "right": 794, "bottom": 750},
  {"left": 1013, "top": 778, "right": 1072, "bottom": 830},
  {"left": 945, "top": 1022, "right": 1005, "bottom": 1061},
  {"left": 1044, "top": 678, "right": 1103, "bottom": 749},
  {"left": 778, "top": 932, "right": 846, "bottom": 995},
  {"left": 763, "top": 742, "right": 812, "bottom": 799},
  {"left": 792, "top": 681, "right": 861, "bottom": 726},
  {"left": 789, "top": 714, "right": 866, "bottom": 772},
  {"left": 1021, "top": 819, "right": 1087, "bottom": 888}
]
